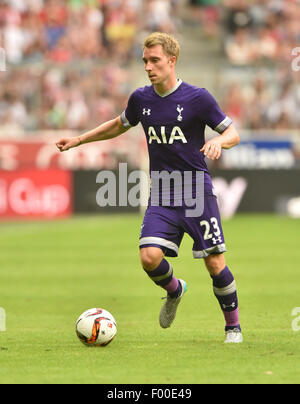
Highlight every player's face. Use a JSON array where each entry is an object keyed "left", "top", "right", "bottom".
[{"left": 143, "top": 45, "right": 176, "bottom": 86}]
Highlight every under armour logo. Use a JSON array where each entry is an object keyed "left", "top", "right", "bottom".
[
  {"left": 177, "top": 105, "right": 183, "bottom": 121},
  {"left": 212, "top": 236, "right": 222, "bottom": 245},
  {"left": 140, "top": 224, "right": 145, "bottom": 237},
  {"left": 222, "top": 302, "right": 236, "bottom": 309},
  {"left": 143, "top": 108, "right": 151, "bottom": 116}
]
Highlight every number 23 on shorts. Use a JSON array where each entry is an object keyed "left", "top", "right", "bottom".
[{"left": 200, "top": 217, "right": 222, "bottom": 244}]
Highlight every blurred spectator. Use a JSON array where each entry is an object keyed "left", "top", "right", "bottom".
[
  {"left": 267, "top": 77, "right": 300, "bottom": 129},
  {"left": 145, "top": 0, "right": 177, "bottom": 33},
  {"left": 103, "top": 0, "right": 139, "bottom": 62},
  {"left": 243, "top": 75, "right": 273, "bottom": 130},
  {"left": 222, "top": 0, "right": 254, "bottom": 34},
  {"left": 221, "top": 81, "right": 246, "bottom": 128},
  {"left": 41, "top": 0, "right": 68, "bottom": 52},
  {"left": 225, "top": 27, "right": 256, "bottom": 65},
  {"left": 189, "top": 0, "right": 221, "bottom": 37}
]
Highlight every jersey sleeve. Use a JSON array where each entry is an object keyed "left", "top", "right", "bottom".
[
  {"left": 199, "top": 89, "right": 232, "bottom": 134},
  {"left": 121, "top": 90, "right": 140, "bottom": 128}
]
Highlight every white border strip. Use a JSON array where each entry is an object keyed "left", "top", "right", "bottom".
[
  {"left": 193, "top": 243, "right": 226, "bottom": 259},
  {"left": 120, "top": 111, "right": 132, "bottom": 128},
  {"left": 213, "top": 280, "right": 237, "bottom": 296},
  {"left": 154, "top": 79, "right": 183, "bottom": 98},
  {"left": 214, "top": 116, "right": 232, "bottom": 134},
  {"left": 139, "top": 237, "right": 179, "bottom": 255}
]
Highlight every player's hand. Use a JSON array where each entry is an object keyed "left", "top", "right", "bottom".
[
  {"left": 56, "top": 137, "right": 81, "bottom": 152},
  {"left": 200, "top": 139, "right": 222, "bottom": 160}
]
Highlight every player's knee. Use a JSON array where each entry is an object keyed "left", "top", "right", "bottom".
[
  {"left": 204, "top": 254, "right": 226, "bottom": 276},
  {"left": 140, "top": 247, "right": 164, "bottom": 271}
]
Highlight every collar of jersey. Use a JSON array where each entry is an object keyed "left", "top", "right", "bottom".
[{"left": 153, "top": 79, "right": 183, "bottom": 98}]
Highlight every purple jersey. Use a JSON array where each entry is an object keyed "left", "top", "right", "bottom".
[
  {"left": 121, "top": 80, "right": 232, "bottom": 175},
  {"left": 121, "top": 80, "right": 231, "bottom": 257}
]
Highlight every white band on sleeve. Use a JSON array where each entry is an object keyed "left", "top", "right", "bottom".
[
  {"left": 121, "top": 111, "right": 132, "bottom": 128},
  {"left": 214, "top": 116, "right": 232, "bottom": 134}
]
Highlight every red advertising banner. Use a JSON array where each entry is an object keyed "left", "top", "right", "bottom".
[{"left": 0, "top": 169, "right": 73, "bottom": 219}]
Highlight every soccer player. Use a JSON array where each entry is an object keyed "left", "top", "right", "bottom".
[{"left": 56, "top": 32, "right": 242, "bottom": 343}]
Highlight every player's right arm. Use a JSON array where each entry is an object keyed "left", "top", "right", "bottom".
[{"left": 56, "top": 116, "right": 129, "bottom": 152}]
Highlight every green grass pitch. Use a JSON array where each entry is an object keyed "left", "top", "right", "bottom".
[{"left": 0, "top": 213, "right": 299, "bottom": 384}]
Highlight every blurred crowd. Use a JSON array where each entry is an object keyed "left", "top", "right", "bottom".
[
  {"left": 0, "top": 0, "right": 182, "bottom": 133},
  {"left": 221, "top": 0, "right": 300, "bottom": 131},
  {"left": 0, "top": 64, "right": 133, "bottom": 132},
  {"left": 189, "top": 0, "right": 300, "bottom": 65},
  {"left": 220, "top": 69, "right": 300, "bottom": 131},
  {"left": 0, "top": 0, "right": 182, "bottom": 65},
  {"left": 189, "top": 0, "right": 300, "bottom": 131},
  {"left": 222, "top": 0, "right": 300, "bottom": 67},
  {"left": 0, "top": 0, "right": 299, "bottom": 133}
]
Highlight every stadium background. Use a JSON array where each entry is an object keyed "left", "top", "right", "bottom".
[
  {"left": 0, "top": 0, "right": 299, "bottom": 219},
  {"left": 0, "top": 0, "right": 300, "bottom": 385}
]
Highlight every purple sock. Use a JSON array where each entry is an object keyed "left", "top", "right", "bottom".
[
  {"left": 211, "top": 266, "right": 241, "bottom": 331},
  {"left": 143, "top": 259, "right": 182, "bottom": 298}
]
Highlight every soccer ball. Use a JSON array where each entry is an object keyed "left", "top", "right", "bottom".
[{"left": 75, "top": 308, "right": 117, "bottom": 347}]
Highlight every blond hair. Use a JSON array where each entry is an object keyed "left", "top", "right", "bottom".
[{"left": 143, "top": 32, "right": 180, "bottom": 61}]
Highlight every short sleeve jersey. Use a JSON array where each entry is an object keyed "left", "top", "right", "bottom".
[{"left": 121, "top": 80, "right": 232, "bottom": 176}]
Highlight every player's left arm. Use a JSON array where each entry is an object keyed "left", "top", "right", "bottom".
[{"left": 200, "top": 124, "right": 240, "bottom": 160}]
